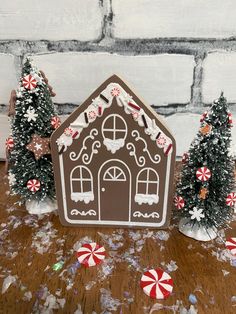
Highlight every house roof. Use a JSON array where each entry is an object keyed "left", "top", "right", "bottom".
[{"left": 51, "top": 75, "right": 175, "bottom": 157}]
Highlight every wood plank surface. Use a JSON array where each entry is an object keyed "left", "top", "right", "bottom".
[{"left": 0, "top": 162, "right": 235, "bottom": 314}]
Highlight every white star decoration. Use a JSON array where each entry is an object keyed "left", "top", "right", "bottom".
[
  {"left": 34, "top": 143, "right": 42, "bottom": 151},
  {"left": 189, "top": 207, "right": 205, "bottom": 222},
  {"left": 24, "top": 107, "right": 38, "bottom": 122}
]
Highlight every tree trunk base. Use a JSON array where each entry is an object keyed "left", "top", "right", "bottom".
[
  {"left": 26, "top": 198, "right": 57, "bottom": 215},
  {"left": 179, "top": 218, "right": 217, "bottom": 242}
]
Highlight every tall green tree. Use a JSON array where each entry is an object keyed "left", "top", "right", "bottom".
[
  {"left": 8, "top": 58, "right": 59, "bottom": 208},
  {"left": 175, "top": 93, "right": 235, "bottom": 238}
]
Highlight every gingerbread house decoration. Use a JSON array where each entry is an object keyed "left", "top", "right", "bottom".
[{"left": 51, "top": 75, "right": 176, "bottom": 228}]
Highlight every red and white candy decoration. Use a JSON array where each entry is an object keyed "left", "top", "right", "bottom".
[
  {"left": 182, "top": 152, "right": 189, "bottom": 163},
  {"left": 76, "top": 242, "right": 106, "bottom": 267},
  {"left": 111, "top": 87, "right": 120, "bottom": 97},
  {"left": 51, "top": 116, "right": 61, "bottom": 129},
  {"left": 88, "top": 110, "right": 97, "bottom": 120},
  {"left": 22, "top": 74, "right": 37, "bottom": 90},
  {"left": 156, "top": 136, "right": 167, "bottom": 148},
  {"left": 226, "top": 192, "right": 236, "bottom": 207},
  {"left": 6, "top": 137, "right": 14, "bottom": 150},
  {"left": 228, "top": 113, "right": 233, "bottom": 126},
  {"left": 174, "top": 196, "right": 185, "bottom": 209},
  {"left": 196, "top": 167, "right": 211, "bottom": 182},
  {"left": 200, "top": 111, "right": 208, "bottom": 123},
  {"left": 226, "top": 237, "right": 236, "bottom": 255},
  {"left": 64, "top": 127, "right": 73, "bottom": 136},
  {"left": 27, "top": 179, "right": 41, "bottom": 192},
  {"left": 140, "top": 268, "right": 173, "bottom": 299}
]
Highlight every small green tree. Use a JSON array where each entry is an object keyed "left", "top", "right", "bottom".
[
  {"left": 8, "top": 58, "right": 59, "bottom": 207},
  {"left": 175, "top": 93, "right": 235, "bottom": 238}
]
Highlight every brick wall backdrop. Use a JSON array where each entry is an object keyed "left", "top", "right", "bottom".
[{"left": 0, "top": 0, "right": 236, "bottom": 158}]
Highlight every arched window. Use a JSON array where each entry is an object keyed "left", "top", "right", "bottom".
[
  {"left": 103, "top": 166, "right": 126, "bottom": 181},
  {"left": 135, "top": 168, "right": 159, "bottom": 205},
  {"left": 70, "top": 166, "right": 94, "bottom": 204},
  {"left": 102, "top": 114, "right": 127, "bottom": 154}
]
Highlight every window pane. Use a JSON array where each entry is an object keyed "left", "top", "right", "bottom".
[
  {"left": 83, "top": 181, "right": 92, "bottom": 193},
  {"left": 72, "top": 167, "right": 81, "bottom": 178},
  {"left": 149, "top": 169, "right": 158, "bottom": 182},
  {"left": 72, "top": 181, "right": 82, "bottom": 193},
  {"left": 82, "top": 167, "right": 91, "bottom": 179},
  {"left": 138, "top": 169, "right": 148, "bottom": 181},
  {"left": 148, "top": 183, "right": 158, "bottom": 194},
  {"left": 138, "top": 182, "right": 146, "bottom": 194}
]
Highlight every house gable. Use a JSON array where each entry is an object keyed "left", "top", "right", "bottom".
[{"left": 51, "top": 75, "right": 176, "bottom": 228}]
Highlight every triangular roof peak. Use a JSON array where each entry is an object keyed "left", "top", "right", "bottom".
[{"left": 51, "top": 75, "right": 175, "bottom": 156}]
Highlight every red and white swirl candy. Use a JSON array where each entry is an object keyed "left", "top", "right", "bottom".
[
  {"left": 174, "top": 196, "right": 185, "bottom": 209},
  {"left": 6, "top": 137, "right": 14, "bottom": 150},
  {"left": 226, "top": 237, "right": 236, "bottom": 255},
  {"left": 182, "top": 152, "right": 189, "bottom": 163},
  {"left": 228, "top": 113, "right": 233, "bottom": 126},
  {"left": 22, "top": 74, "right": 37, "bottom": 90},
  {"left": 226, "top": 192, "right": 236, "bottom": 207},
  {"left": 196, "top": 167, "right": 211, "bottom": 182},
  {"left": 27, "top": 179, "right": 41, "bottom": 192},
  {"left": 76, "top": 242, "right": 106, "bottom": 267},
  {"left": 51, "top": 116, "right": 61, "bottom": 129},
  {"left": 140, "top": 268, "right": 173, "bottom": 299}
]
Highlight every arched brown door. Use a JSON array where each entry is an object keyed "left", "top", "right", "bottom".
[{"left": 98, "top": 160, "right": 131, "bottom": 222}]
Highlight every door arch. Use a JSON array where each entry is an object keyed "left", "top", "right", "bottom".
[{"left": 98, "top": 159, "right": 131, "bottom": 222}]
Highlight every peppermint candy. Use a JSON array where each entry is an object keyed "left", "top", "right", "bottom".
[
  {"left": 27, "top": 179, "right": 41, "bottom": 192},
  {"left": 6, "top": 137, "right": 14, "bottom": 150},
  {"left": 140, "top": 268, "right": 173, "bottom": 299},
  {"left": 64, "top": 127, "right": 73, "bottom": 136},
  {"left": 22, "top": 74, "right": 37, "bottom": 90},
  {"left": 76, "top": 242, "right": 106, "bottom": 267},
  {"left": 88, "top": 110, "right": 97, "bottom": 121},
  {"left": 196, "top": 167, "right": 211, "bottom": 182},
  {"left": 51, "top": 116, "right": 61, "bottom": 129},
  {"left": 156, "top": 136, "right": 167, "bottom": 148},
  {"left": 226, "top": 237, "right": 236, "bottom": 255},
  {"left": 174, "top": 196, "right": 185, "bottom": 209},
  {"left": 226, "top": 192, "right": 236, "bottom": 207},
  {"left": 111, "top": 87, "right": 120, "bottom": 97}
]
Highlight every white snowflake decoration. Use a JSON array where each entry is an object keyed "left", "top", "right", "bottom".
[
  {"left": 8, "top": 172, "right": 16, "bottom": 186},
  {"left": 24, "top": 107, "right": 38, "bottom": 122},
  {"left": 189, "top": 207, "right": 205, "bottom": 222}
]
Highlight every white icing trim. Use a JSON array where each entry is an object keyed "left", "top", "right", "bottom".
[
  {"left": 131, "top": 130, "right": 161, "bottom": 164},
  {"left": 98, "top": 159, "right": 132, "bottom": 222},
  {"left": 71, "top": 192, "right": 94, "bottom": 204},
  {"left": 82, "top": 140, "right": 101, "bottom": 164},
  {"left": 103, "top": 166, "right": 126, "bottom": 181},
  {"left": 103, "top": 138, "right": 125, "bottom": 154},
  {"left": 70, "top": 128, "right": 98, "bottom": 161},
  {"left": 71, "top": 209, "right": 97, "bottom": 216},
  {"left": 126, "top": 143, "right": 146, "bottom": 167},
  {"left": 133, "top": 211, "right": 160, "bottom": 219},
  {"left": 56, "top": 82, "right": 172, "bottom": 155},
  {"left": 134, "top": 194, "right": 159, "bottom": 205}
]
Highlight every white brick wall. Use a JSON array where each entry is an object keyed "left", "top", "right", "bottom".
[
  {"left": 31, "top": 52, "right": 194, "bottom": 105},
  {"left": 113, "top": 0, "right": 236, "bottom": 39},
  {"left": 203, "top": 53, "right": 236, "bottom": 103},
  {"left": 0, "top": 54, "right": 17, "bottom": 104},
  {"left": 0, "top": 0, "right": 102, "bottom": 41}
]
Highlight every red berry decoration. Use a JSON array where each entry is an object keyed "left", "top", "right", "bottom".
[
  {"left": 76, "top": 242, "right": 106, "bottom": 267},
  {"left": 196, "top": 167, "right": 211, "bottom": 182},
  {"left": 200, "top": 111, "right": 208, "bottom": 122},
  {"left": 27, "top": 179, "right": 41, "bottom": 192},
  {"left": 182, "top": 152, "right": 189, "bottom": 163},
  {"left": 140, "top": 268, "right": 173, "bottom": 299},
  {"left": 226, "top": 237, "right": 236, "bottom": 255},
  {"left": 5, "top": 137, "right": 14, "bottom": 150},
  {"left": 51, "top": 116, "right": 61, "bottom": 129},
  {"left": 174, "top": 196, "right": 185, "bottom": 209},
  {"left": 22, "top": 74, "right": 37, "bottom": 90},
  {"left": 226, "top": 192, "right": 236, "bottom": 207}
]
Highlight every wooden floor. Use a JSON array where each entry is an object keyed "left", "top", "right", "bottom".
[{"left": 0, "top": 162, "right": 236, "bottom": 314}]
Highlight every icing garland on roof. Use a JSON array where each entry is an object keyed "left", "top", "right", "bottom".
[{"left": 56, "top": 83, "right": 173, "bottom": 156}]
